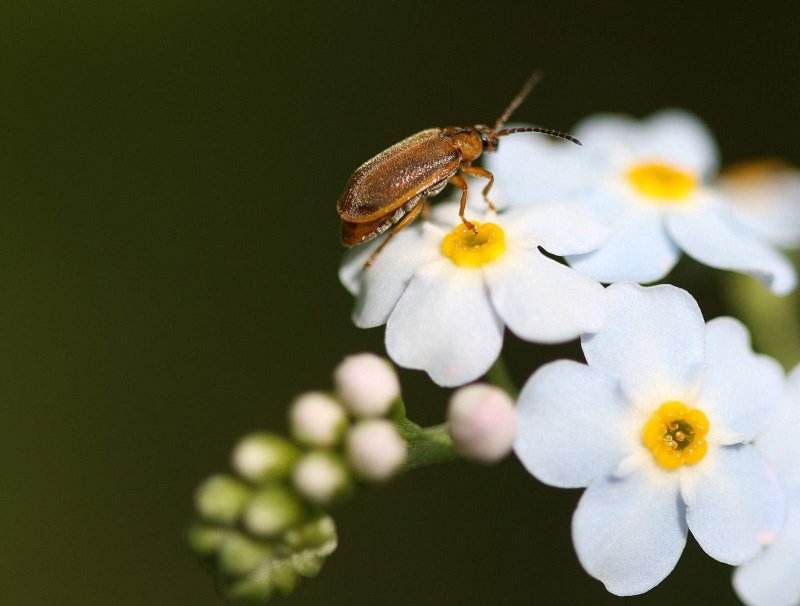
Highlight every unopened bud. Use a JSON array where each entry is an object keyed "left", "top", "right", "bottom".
[
  {"left": 232, "top": 432, "right": 299, "bottom": 482},
  {"left": 187, "top": 523, "right": 230, "bottom": 556},
  {"left": 346, "top": 419, "right": 407, "bottom": 481},
  {"left": 291, "top": 451, "right": 351, "bottom": 504},
  {"left": 334, "top": 353, "right": 400, "bottom": 417},
  {"left": 447, "top": 383, "right": 516, "bottom": 463},
  {"left": 284, "top": 515, "right": 338, "bottom": 552},
  {"left": 195, "top": 475, "right": 251, "bottom": 524},
  {"left": 243, "top": 486, "right": 305, "bottom": 538},
  {"left": 289, "top": 392, "right": 348, "bottom": 447},
  {"left": 219, "top": 533, "right": 273, "bottom": 576}
]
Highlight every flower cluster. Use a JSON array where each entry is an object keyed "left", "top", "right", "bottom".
[
  {"left": 188, "top": 353, "right": 408, "bottom": 601},
  {"left": 191, "top": 106, "right": 800, "bottom": 604}
]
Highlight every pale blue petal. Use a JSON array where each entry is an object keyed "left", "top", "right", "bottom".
[
  {"left": 666, "top": 199, "right": 798, "bottom": 295},
  {"left": 572, "top": 466, "right": 687, "bottom": 596},
  {"left": 350, "top": 223, "right": 443, "bottom": 328},
  {"left": 683, "top": 444, "right": 786, "bottom": 565},
  {"left": 581, "top": 283, "right": 706, "bottom": 408},
  {"left": 385, "top": 260, "right": 503, "bottom": 387},
  {"left": 566, "top": 200, "right": 680, "bottom": 284},
  {"left": 633, "top": 109, "right": 719, "bottom": 178},
  {"left": 502, "top": 201, "right": 611, "bottom": 256},
  {"left": 756, "top": 365, "right": 800, "bottom": 492},
  {"left": 485, "top": 248, "right": 606, "bottom": 344},
  {"left": 700, "top": 317, "right": 784, "bottom": 444},
  {"left": 482, "top": 126, "right": 593, "bottom": 208},
  {"left": 733, "top": 499, "right": 800, "bottom": 606},
  {"left": 514, "top": 360, "right": 633, "bottom": 488}
]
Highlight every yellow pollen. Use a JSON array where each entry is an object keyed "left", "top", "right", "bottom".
[
  {"left": 627, "top": 162, "right": 697, "bottom": 201},
  {"left": 642, "top": 401, "right": 709, "bottom": 470},
  {"left": 441, "top": 221, "right": 506, "bottom": 268}
]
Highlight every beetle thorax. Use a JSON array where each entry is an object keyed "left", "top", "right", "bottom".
[{"left": 443, "top": 127, "right": 484, "bottom": 162}]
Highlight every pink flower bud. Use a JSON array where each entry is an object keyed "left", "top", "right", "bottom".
[{"left": 447, "top": 384, "right": 516, "bottom": 463}]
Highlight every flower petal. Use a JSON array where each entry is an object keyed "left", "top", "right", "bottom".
[
  {"left": 634, "top": 109, "right": 720, "bottom": 178},
  {"left": 485, "top": 247, "right": 606, "bottom": 344},
  {"left": 514, "top": 360, "right": 634, "bottom": 488},
  {"left": 581, "top": 283, "right": 706, "bottom": 408},
  {"left": 666, "top": 198, "right": 798, "bottom": 295},
  {"left": 350, "top": 223, "right": 443, "bottom": 328},
  {"left": 682, "top": 444, "right": 785, "bottom": 565},
  {"left": 572, "top": 466, "right": 687, "bottom": 596},
  {"left": 339, "top": 238, "right": 381, "bottom": 296},
  {"left": 700, "top": 317, "right": 784, "bottom": 444},
  {"left": 733, "top": 499, "right": 800, "bottom": 606},
  {"left": 482, "top": 128, "right": 592, "bottom": 208},
  {"left": 385, "top": 259, "right": 503, "bottom": 387},
  {"left": 565, "top": 200, "right": 680, "bottom": 284},
  {"left": 501, "top": 201, "right": 611, "bottom": 256},
  {"left": 756, "top": 364, "right": 800, "bottom": 492}
]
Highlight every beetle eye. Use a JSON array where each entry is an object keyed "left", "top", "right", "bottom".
[{"left": 491, "top": 138, "right": 499, "bottom": 149}]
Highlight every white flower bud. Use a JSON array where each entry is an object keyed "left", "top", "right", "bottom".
[
  {"left": 195, "top": 475, "right": 251, "bottom": 524},
  {"left": 243, "top": 486, "right": 304, "bottom": 538},
  {"left": 232, "top": 432, "right": 299, "bottom": 482},
  {"left": 334, "top": 353, "right": 400, "bottom": 417},
  {"left": 289, "top": 392, "right": 347, "bottom": 447},
  {"left": 345, "top": 419, "right": 407, "bottom": 481},
  {"left": 447, "top": 383, "right": 517, "bottom": 463},
  {"left": 291, "top": 451, "right": 351, "bottom": 504}
]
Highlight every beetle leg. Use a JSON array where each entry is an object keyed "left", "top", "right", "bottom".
[
  {"left": 364, "top": 201, "right": 426, "bottom": 268},
  {"left": 421, "top": 199, "right": 431, "bottom": 220},
  {"left": 461, "top": 166, "right": 496, "bottom": 211},
  {"left": 449, "top": 174, "right": 478, "bottom": 234}
]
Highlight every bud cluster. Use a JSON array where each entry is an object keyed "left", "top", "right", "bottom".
[{"left": 189, "top": 353, "right": 407, "bottom": 602}]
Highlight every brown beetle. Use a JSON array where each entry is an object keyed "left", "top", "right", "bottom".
[{"left": 336, "top": 72, "right": 582, "bottom": 266}]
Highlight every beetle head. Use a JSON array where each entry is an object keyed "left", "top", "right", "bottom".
[{"left": 476, "top": 125, "right": 500, "bottom": 152}]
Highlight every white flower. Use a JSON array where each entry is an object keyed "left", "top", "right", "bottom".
[
  {"left": 733, "top": 364, "right": 800, "bottom": 606},
  {"left": 486, "top": 110, "right": 797, "bottom": 294},
  {"left": 447, "top": 383, "right": 517, "bottom": 463},
  {"left": 345, "top": 419, "right": 407, "bottom": 481},
  {"left": 719, "top": 159, "right": 800, "bottom": 250},
  {"left": 514, "top": 283, "right": 786, "bottom": 596},
  {"left": 339, "top": 201, "right": 609, "bottom": 387},
  {"left": 333, "top": 353, "right": 400, "bottom": 417}
]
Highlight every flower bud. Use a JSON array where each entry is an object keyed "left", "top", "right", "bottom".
[
  {"left": 231, "top": 432, "right": 299, "bottom": 482},
  {"left": 289, "top": 392, "right": 347, "bottom": 447},
  {"left": 291, "top": 451, "right": 351, "bottom": 504},
  {"left": 187, "top": 523, "right": 230, "bottom": 556},
  {"left": 195, "top": 475, "right": 251, "bottom": 524},
  {"left": 334, "top": 353, "right": 400, "bottom": 417},
  {"left": 219, "top": 533, "right": 273, "bottom": 576},
  {"left": 447, "top": 383, "right": 517, "bottom": 463},
  {"left": 284, "top": 515, "right": 338, "bottom": 552},
  {"left": 243, "top": 486, "right": 305, "bottom": 538},
  {"left": 346, "top": 419, "right": 407, "bottom": 481}
]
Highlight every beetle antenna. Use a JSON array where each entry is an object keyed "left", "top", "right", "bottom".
[
  {"left": 494, "top": 71, "right": 544, "bottom": 131},
  {"left": 495, "top": 126, "right": 582, "bottom": 146}
]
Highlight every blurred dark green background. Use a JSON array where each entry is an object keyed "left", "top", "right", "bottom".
[{"left": 1, "top": 2, "right": 798, "bottom": 605}]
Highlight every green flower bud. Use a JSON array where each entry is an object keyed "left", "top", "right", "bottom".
[
  {"left": 283, "top": 515, "right": 337, "bottom": 552},
  {"left": 225, "top": 563, "right": 274, "bottom": 602},
  {"left": 219, "top": 533, "right": 273, "bottom": 577},
  {"left": 195, "top": 475, "right": 250, "bottom": 524},
  {"left": 243, "top": 486, "right": 305, "bottom": 538},
  {"left": 290, "top": 552, "right": 325, "bottom": 577},
  {"left": 271, "top": 561, "right": 298, "bottom": 596},
  {"left": 186, "top": 523, "right": 229, "bottom": 556},
  {"left": 232, "top": 432, "right": 300, "bottom": 483}
]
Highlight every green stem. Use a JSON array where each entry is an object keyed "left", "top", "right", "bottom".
[
  {"left": 396, "top": 418, "right": 460, "bottom": 470},
  {"left": 486, "top": 355, "right": 519, "bottom": 398}
]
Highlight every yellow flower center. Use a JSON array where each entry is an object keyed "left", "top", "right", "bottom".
[
  {"left": 627, "top": 162, "right": 697, "bottom": 202},
  {"left": 441, "top": 221, "right": 506, "bottom": 268},
  {"left": 642, "top": 401, "right": 709, "bottom": 470}
]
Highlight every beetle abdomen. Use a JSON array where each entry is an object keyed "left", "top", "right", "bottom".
[
  {"left": 340, "top": 196, "right": 424, "bottom": 247},
  {"left": 337, "top": 128, "right": 460, "bottom": 223}
]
